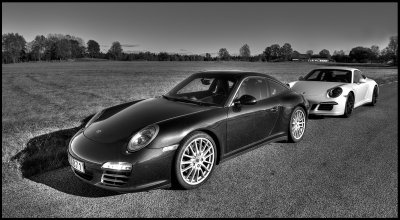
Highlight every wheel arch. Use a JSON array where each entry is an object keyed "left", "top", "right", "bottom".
[
  {"left": 295, "top": 103, "right": 309, "bottom": 118},
  {"left": 348, "top": 90, "right": 355, "bottom": 98}
]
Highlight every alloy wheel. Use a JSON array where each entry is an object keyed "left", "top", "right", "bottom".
[
  {"left": 179, "top": 137, "right": 215, "bottom": 185},
  {"left": 291, "top": 109, "right": 306, "bottom": 140}
]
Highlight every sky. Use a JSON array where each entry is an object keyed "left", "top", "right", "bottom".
[{"left": 2, "top": 3, "right": 398, "bottom": 56}]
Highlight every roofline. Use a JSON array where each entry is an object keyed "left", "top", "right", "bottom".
[{"left": 312, "top": 66, "right": 359, "bottom": 71}]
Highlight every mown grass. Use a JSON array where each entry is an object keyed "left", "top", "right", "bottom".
[{"left": 2, "top": 61, "right": 397, "bottom": 180}]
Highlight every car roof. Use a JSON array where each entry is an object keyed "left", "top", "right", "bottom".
[
  {"left": 312, "top": 66, "right": 359, "bottom": 71},
  {"left": 194, "top": 70, "right": 280, "bottom": 81}
]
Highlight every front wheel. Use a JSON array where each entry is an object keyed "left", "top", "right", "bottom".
[
  {"left": 343, "top": 93, "right": 354, "bottom": 118},
  {"left": 368, "top": 86, "right": 378, "bottom": 106},
  {"left": 288, "top": 106, "right": 307, "bottom": 143},
  {"left": 174, "top": 132, "right": 217, "bottom": 190}
]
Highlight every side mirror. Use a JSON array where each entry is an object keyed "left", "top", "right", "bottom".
[
  {"left": 298, "top": 76, "right": 304, "bottom": 80},
  {"left": 235, "top": 95, "right": 257, "bottom": 106},
  {"left": 359, "top": 78, "right": 366, "bottom": 83}
]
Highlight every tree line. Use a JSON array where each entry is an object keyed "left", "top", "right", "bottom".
[{"left": 2, "top": 33, "right": 398, "bottom": 65}]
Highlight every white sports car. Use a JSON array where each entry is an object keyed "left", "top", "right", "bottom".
[{"left": 288, "top": 67, "right": 378, "bottom": 117}]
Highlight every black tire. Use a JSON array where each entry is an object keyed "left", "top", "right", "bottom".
[
  {"left": 288, "top": 106, "right": 307, "bottom": 143},
  {"left": 173, "top": 131, "right": 217, "bottom": 190},
  {"left": 368, "top": 86, "right": 378, "bottom": 106},
  {"left": 343, "top": 93, "right": 354, "bottom": 118}
]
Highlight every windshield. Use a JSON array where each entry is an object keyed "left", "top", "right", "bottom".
[
  {"left": 164, "top": 74, "right": 238, "bottom": 106},
  {"left": 303, "top": 69, "right": 351, "bottom": 83}
]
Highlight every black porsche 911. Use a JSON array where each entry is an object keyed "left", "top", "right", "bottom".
[{"left": 68, "top": 71, "right": 310, "bottom": 191}]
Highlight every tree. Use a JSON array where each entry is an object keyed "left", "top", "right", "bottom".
[
  {"left": 87, "top": 40, "right": 100, "bottom": 58},
  {"left": 69, "top": 39, "right": 85, "bottom": 58},
  {"left": 333, "top": 50, "right": 345, "bottom": 56},
  {"left": 43, "top": 34, "right": 59, "bottom": 60},
  {"left": 263, "top": 46, "right": 272, "bottom": 61},
  {"left": 31, "top": 35, "right": 46, "bottom": 61},
  {"left": 56, "top": 38, "right": 71, "bottom": 60},
  {"left": 306, "top": 50, "right": 313, "bottom": 57},
  {"left": 332, "top": 50, "right": 348, "bottom": 62},
  {"left": 381, "top": 36, "right": 398, "bottom": 65},
  {"left": 158, "top": 52, "right": 169, "bottom": 61},
  {"left": 2, "top": 33, "right": 26, "bottom": 63},
  {"left": 239, "top": 44, "right": 250, "bottom": 61},
  {"left": 291, "top": 50, "right": 301, "bottom": 60},
  {"left": 205, "top": 53, "right": 212, "bottom": 61},
  {"left": 349, "top": 46, "right": 373, "bottom": 63},
  {"left": 270, "top": 44, "right": 281, "bottom": 61},
  {"left": 108, "top": 41, "right": 123, "bottom": 60},
  {"left": 319, "top": 49, "right": 331, "bottom": 59},
  {"left": 218, "top": 48, "right": 230, "bottom": 61},
  {"left": 370, "top": 45, "right": 380, "bottom": 63},
  {"left": 280, "top": 43, "right": 293, "bottom": 61}
]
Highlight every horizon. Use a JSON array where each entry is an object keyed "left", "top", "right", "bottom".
[{"left": 2, "top": 3, "right": 398, "bottom": 56}]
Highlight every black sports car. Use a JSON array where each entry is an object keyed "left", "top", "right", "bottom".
[{"left": 68, "top": 71, "right": 309, "bottom": 191}]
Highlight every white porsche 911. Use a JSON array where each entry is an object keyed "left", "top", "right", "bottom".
[{"left": 288, "top": 67, "right": 378, "bottom": 117}]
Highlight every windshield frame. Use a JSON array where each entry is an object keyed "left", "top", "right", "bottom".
[
  {"left": 303, "top": 69, "right": 352, "bottom": 83},
  {"left": 164, "top": 73, "right": 240, "bottom": 107}
]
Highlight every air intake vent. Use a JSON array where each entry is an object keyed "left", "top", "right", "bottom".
[
  {"left": 101, "top": 170, "right": 130, "bottom": 187},
  {"left": 318, "top": 104, "right": 334, "bottom": 111}
]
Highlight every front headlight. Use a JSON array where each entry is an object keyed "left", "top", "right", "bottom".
[
  {"left": 127, "top": 125, "right": 159, "bottom": 152},
  {"left": 327, "top": 87, "right": 343, "bottom": 98},
  {"left": 85, "top": 110, "right": 104, "bottom": 128}
]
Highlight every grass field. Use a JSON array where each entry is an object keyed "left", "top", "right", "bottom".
[{"left": 1, "top": 61, "right": 398, "bottom": 182}]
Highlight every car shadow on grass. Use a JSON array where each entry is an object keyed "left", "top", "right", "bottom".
[
  {"left": 30, "top": 166, "right": 121, "bottom": 197},
  {"left": 11, "top": 113, "right": 121, "bottom": 197}
]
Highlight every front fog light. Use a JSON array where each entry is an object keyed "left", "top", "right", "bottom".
[{"left": 101, "top": 162, "right": 132, "bottom": 171}]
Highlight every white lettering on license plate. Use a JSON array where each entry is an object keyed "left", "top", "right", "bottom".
[{"left": 69, "top": 155, "right": 85, "bottom": 173}]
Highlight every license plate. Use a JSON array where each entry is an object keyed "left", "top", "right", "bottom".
[{"left": 69, "top": 155, "right": 85, "bottom": 173}]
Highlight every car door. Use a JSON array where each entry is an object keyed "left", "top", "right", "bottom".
[
  {"left": 352, "top": 70, "right": 369, "bottom": 105},
  {"left": 226, "top": 77, "right": 280, "bottom": 154}
]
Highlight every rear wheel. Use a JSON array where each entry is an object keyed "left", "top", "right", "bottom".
[
  {"left": 369, "top": 86, "right": 378, "bottom": 106},
  {"left": 174, "top": 132, "right": 217, "bottom": 190},
  {"left": 343, "top": 93, "right": 354, "bottom": 118},
  {"left": 288, "top": 106, "right": 306, "bottom": 143}
]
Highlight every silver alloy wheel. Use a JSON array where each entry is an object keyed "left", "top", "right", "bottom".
[
  {"left": 179, "top": 137, "right": 215, "bottom": 185},
  {"left": 291, "top": 109, "right": 306, "bottom": 140}
]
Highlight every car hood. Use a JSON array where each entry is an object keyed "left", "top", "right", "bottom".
[
  {"left": 290, "top": 81, "right": 346, "bottom": 96},
  {"left": 83, "top": 97, "right": 211, "bottom": 143}
]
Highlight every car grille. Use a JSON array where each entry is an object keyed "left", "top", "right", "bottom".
[
  {"left": 318, "top": 104, "right": 334, "bottom": 111},
  {"left": 101, "top": 170, "right": 131, "bottom": 187}
]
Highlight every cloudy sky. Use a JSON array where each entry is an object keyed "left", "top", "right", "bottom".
[{"left": 2, "top": 3, "right": 397, "bottom": 56}]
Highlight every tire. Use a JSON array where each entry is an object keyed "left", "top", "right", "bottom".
[
  {"left": 343, "top": 93, "right": 354, "bottom": 118},
  {"left": 368, "top": 86, "right": 378, "bottom": 106},
  {"left": 173, "top": 132, "right": 217, "bottom": 190},
  {"left": 288, "top": 106, "right": 307, "bottom": 143}
]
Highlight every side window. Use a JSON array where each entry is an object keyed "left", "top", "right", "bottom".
[
  {"left": 353, "top": 70, "right": 362, "bottom": 83},
  {"left": 236, "top": 77, "right": 269, "bottom": 101},
  {"left": 268, "top": 79, "right": 288, "bottom": 96}
]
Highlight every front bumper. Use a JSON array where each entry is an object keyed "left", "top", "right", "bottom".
[
  {"left": 68, "top": 132, "right": 176, "bottom": 192},
  {"left": 306, "top": 95, "right": 346, "bottom": 116}
]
